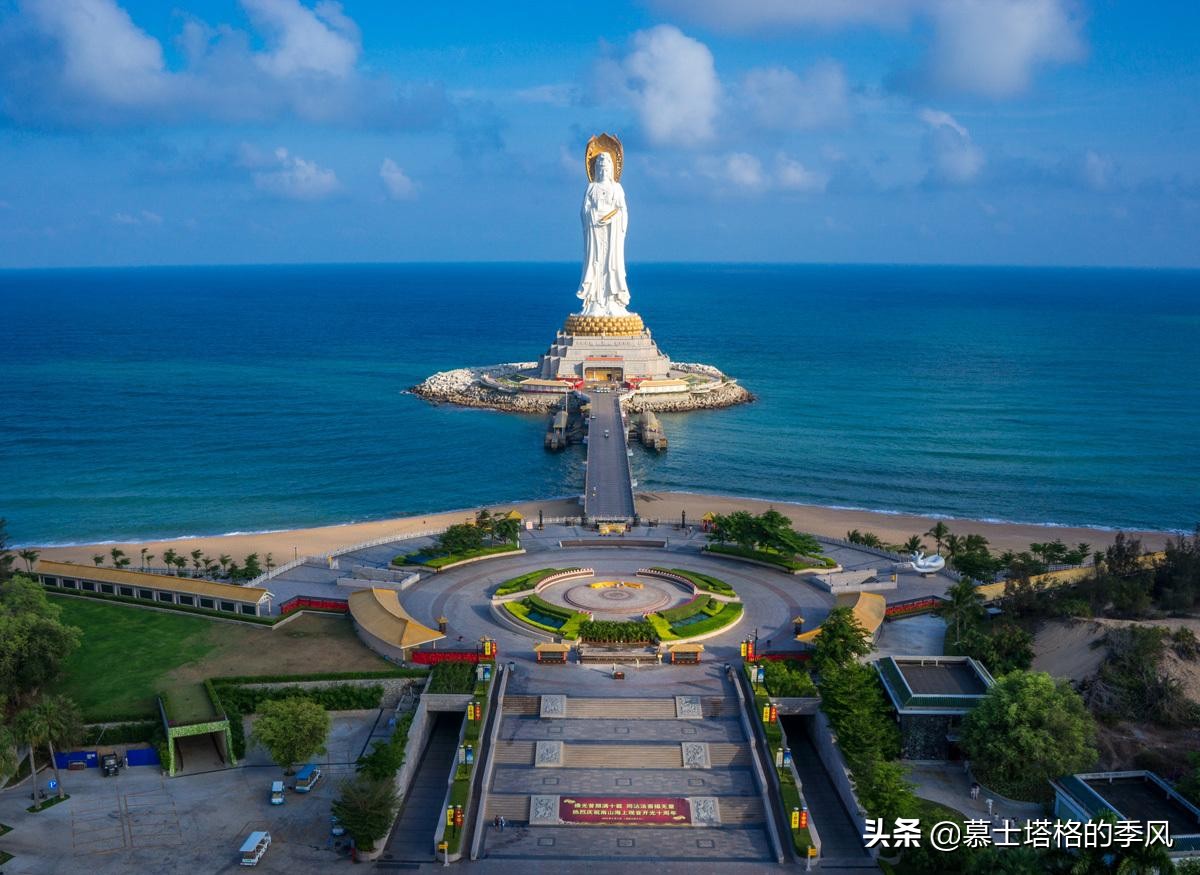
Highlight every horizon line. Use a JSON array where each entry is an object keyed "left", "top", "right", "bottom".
[{"left": 1, "top": 258, "right": 1198, "bottom": 273}]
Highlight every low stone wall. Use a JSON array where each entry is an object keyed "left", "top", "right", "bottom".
[
  {"left": 812, "top": 570, "right": 897, "bottom": 595},
  {"left": 622, "top": 380, "right": 753, "bottom": 413}
]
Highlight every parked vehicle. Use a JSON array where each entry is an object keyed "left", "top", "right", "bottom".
[
  {"left": 330, "top": 815, "right": 346, "bottom": 837},
  {"left": 269, "top": 781, "right": 285, "bottom": 805},
  {"left": 294, "top": 764, "right": 321, "bottom": 793},
  {"left": 100, "top": 751, "right": 120, "bottom": 777},
  {"left": 240, "top": 831, "right": 271, "bottom": 867}
]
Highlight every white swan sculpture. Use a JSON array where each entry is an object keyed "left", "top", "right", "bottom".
[{"left": 910, "top": 551, "right": 946, "bottom": 574}]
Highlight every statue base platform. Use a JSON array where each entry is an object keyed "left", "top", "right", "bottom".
[{"left": 538, "top": 311, "right": 672, "bottom": 381}]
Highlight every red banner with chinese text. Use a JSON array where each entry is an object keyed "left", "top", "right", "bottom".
[{"left": 558, "top": 797, "right": 690, "bottom": 825}]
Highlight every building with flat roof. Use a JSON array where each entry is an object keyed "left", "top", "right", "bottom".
[
  {"left": 1052, "top": 771, "right": 1200, "bottom": 858},
  {"left": 34, "top": 560, "right": 273, "bottom": 617},
  {"left": 875, "top": 655, "right": 995, "bottom": 759}
]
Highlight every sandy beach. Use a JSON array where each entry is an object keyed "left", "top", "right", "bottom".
[{"left": 29, "top": 491, "right": 1173, "bottom": 568}]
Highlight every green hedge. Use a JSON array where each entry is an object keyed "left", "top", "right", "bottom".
[
  {"left": 669, "top": 602, "right": 743, "bottom": 638},
  {"left": 761, "top": 660, "right": 819, "bottom": 697},
  {"left": 82, "top": 721, "right": 161, "bottom": 746},
  {"left": 357, "top": 712, "right": 414, "bottom": 781},
  {"left": 494, "top": 568, "right": 573, "bottom": 597},
  {"left": 578, "top": 619, "right": 657, "bottom": 644},
  {"left": 427, "top": 662, "right": 476, "bottom": 694},
  {"left": 649, "top": 567, "right": 737, "bottom": 596},
  {"left": 705, "top": 544, "right": 836, "bottom": 571},
  {"left": 397, "top": 543, "right": 519, "bottom": 569},
  {"left": 213, "top": 669, "right": 425, "bottom": 685},
  {"left": 659, "top": 596, "right": 709, "bottom": 624},
  {"left": 523, "top": 593, "right": 576, "bottom": 620},
  {"left": 215, "top": 682, "right": 385, "bottom": 759},
  {"left": 646, "top": 614, "right": 677, "bottom": 642},
  {"left": 503, "top": 598, "right": 588, "bottom": 639}
]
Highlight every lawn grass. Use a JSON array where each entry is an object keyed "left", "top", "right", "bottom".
[
  {"left": 51, "top": 596, "right": 391, "bottom": 722},
  {"left": 705, "top": 544, "right": 836, "bottom": 571}
]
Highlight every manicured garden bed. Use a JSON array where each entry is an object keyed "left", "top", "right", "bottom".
[
  {"left": 651, "top": 567, "right": 737, "bottom": 596},
  {"left": 707, "top": 543, "right": 836, "bottom": 570},
  {"left": 493, "top": 567, "right": 575, "bottom": 597},
  {"left": 394, "top": 543, "right": 519, "bottom": 569},
  {"left": 503, "top": 594, "right": 588, "bottom": 639}
]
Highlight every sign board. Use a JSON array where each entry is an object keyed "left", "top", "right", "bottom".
[
  {"left": 558, "top": 797, "right": 690, "bottom": 825},
  {"left": 48, "top": 779, "right": 58, "bottom": 791}
]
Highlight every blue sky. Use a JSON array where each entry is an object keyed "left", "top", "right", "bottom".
[{"left": 0, "top": 0, "right": 1196, "bottom": 268}]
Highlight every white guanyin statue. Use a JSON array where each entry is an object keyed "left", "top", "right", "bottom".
[{"left": 576, "top": 135, "right": 631, "bottom": 317}]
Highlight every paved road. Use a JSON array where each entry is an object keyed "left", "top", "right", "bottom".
[
  {"left": 583, "top": 392, "right": 636, "bottom": 521},
  {"left": 379, "top": 713, "right": 460, "bottom": 863}
]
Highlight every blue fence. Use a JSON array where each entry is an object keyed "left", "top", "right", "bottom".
[{"left": 55, "top": 748, "right": 160, "bottom": 768}]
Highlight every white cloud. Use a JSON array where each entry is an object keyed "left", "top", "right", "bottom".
[
  {"left": 1082, "top": 150, "right": 1112, "bottom": 191},
  {"left": 252, "top": 147, "right": 339, "bottom": 200},
  {"left": 112, "top": 212, "right": 139, "bottom": 225},
  {"left": 26, "top": 0, "right": 168, "bottom": 105},
  {"left": 724, "top": 153, "right": 765, "bottom": 188},
  {"left": 651, "top": 0, "right": 1085, "bottom": 98},
  {"left": 514, "top": 84, "right": 575, "bottom": 107},
  {"left": 776, "top": 155, "right": 829, "bottom": 192},
  {"left": 740, "top": 61, "right": 850, "bottom": 131},
  {"left": 605, "top": 25, "right": 720, "bottom": 146},
  {"left": 241, "top": 0, "right": 360, "bottom": 79},
  {"left": 111, "top": 209, "right": 164, "bottom": 225},
  {"left": 926, "top": 0, "right": 1085, "bottom": 98},
  {"left": 920, "top": 107, "right": 985, "bottom": 184},
  {"left": 379, "top": 158, "right": 416, "bottom": 200}
]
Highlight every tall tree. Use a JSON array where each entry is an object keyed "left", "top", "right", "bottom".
[
  {"left": 938, "top": 579, "right": 986, "bottom": 646},
  {"left": 191, "top": 549, "right": 203, "bottom": 576},
  {"left": 0, "top": 518, "right": 14, "bottom": 580},
  {"left": 0, "top": 723, "right": 18, "bottom": 780},
  {"left": 18, "top": 548, "right": 39, "bottom": 572},
  {"left": 961, "top": 671, "right": 1097, "bottom": 802},
  {"left": 811, "top": 606, "right": 872, "bottom": 673},
  {"left": 925, "top": 521, "right": 950, "bottom": 555},
  {"left": 92, "top": 554, "right": 104, "bottom": 566},
  {"left": 252, "top": 697, "right": 329, "bottom": 774},
  {"left": 139, "top": 547, "right": 149, "bottom": 570},
  {"left": 903, "top": 535, "right": 925, "bottom": 554},
  {"left": 0, "top": 576, "right": 82, "bottom": 704},
  {"left": 332, "top": 775, "right": 399, "bottom": 852},
  {"left": 162, "top": 548, "right": 179, "bottom": 575},
  {"left": 110, "top": 547, "right": 130, "bottom": 568},
  {"left": 17, "top": 694, "right": 81, "bottom": 798}
]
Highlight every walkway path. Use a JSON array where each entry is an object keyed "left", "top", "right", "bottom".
[
  {"left": 378, "top": 712, "right": 459, "bottom": 864},
  {"left": 583, "top": 392, "right": 636, "bottom": 521}
]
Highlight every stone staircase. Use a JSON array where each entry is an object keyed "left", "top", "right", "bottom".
[{"left": 475, "top": 694, "right": 776, "bottom": 863}]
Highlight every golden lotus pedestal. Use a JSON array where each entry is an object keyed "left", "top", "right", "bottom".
[
  {"left": 562, "top": 313, "right": 645, "bottom": 337},
  {"left": 538, "top": 311, "right": 673, "bottom": 382}
]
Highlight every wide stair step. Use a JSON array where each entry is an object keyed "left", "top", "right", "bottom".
[
  {"left": 483, "top": 795, "right": 765, "bottom": 826},
  {"left": 492, "top": 741, "right": 751, "bottom": 768}
]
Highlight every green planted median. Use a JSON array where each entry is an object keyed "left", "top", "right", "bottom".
[
  {"left": 503, "top": 594, "right": 588, "bottom": 639},
  {"left": 494, "top": 568, "right": 576, "bottom": 597},
  {"left": 706, "top": 543, "right": 836, "bottom": 571}
]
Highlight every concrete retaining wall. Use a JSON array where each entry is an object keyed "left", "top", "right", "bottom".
[{"left": 806, "top": 711, "right": 870, "bottom": 840}]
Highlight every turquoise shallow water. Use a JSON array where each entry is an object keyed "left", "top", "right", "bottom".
[{"left": 1, "top": 263, "right": 1197, "bottom": 544}]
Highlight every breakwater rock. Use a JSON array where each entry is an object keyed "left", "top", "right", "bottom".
[{"left": 411, "top": 362, "right": 753, "bottom": 414}]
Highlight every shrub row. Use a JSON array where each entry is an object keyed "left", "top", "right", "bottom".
[
  {"left": 654, "top": 567, "right": 737, "bottom": 596},
  {"left": 427, "top": 662, "right": 477, "bottom": 694},
  {"left": 578, "top": 619, "right": 656, "bottom": 644},
  {"left": 213, "top": 669, "right": 426, "bottom": 685},
  {"left": 395, "top": 543, "right": 519, "bottom": 569},
  {"left": 760, "top": 659, "right": 819, "bottom": 698},
  {"left": 659, "top": 595, "right": 721, "bottom": 624},
  {"left": 494, "top": 568, "right": 571, "bottom": 597},
  {"left": 706, "top": 544, "right": 836, "bottom": 571},
  {"left": 357, "top": 712, "right": 414, "bottom": 781},
  {"left": 82, "top": 721, "right": 161, "bottom": 746},
  {"left": 667, "top": 602, "right": 743, "bottom": 638}
]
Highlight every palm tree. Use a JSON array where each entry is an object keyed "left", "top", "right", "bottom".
[
  {"left": 162, "top": 548, "right": 178, "bottom": 575},
  {"left": 218, "top": 554, "right": 231, "bottom": 576},
  {"left": 475, "top": 509, "right": 495, "bottom": 543},
  {"left": 173, "top": 556, "right": 188, "bottom": 575},
  {"left": 17, "top": 695, "right": 81, "bottom": 799},
  {"left": 938, "top": 578, "right": 985, "bottom": 646},
  {"left": 18, "top": 548, "right": 39, "bottom": 572},
  {"left": 92, "top": 554, "right": 105, "bottom": 566},
  {"left": 925, "top": 521, "right": 950, "bottom": 555},
  {"left": 202, "top": 557, "right": 216, "bottom": 577},
  {"left": 190, "top": 549, "right": 203, "bottom": 576},
  {"left": 944, "top": 533, "right": 964, "bottom": 559},
  {"left": 144, "top": 553, "right": 155, "bottom": 570},
  {"left": 110, "top": 547, "right": 129, "bottom": 568},
  {"left": 265, "top": 553, "right": 274, "bottom": 575},
  {"left": 139, "top": 547, "right": 149, "bottom": 570},
  {"left": 902, "top": 535, "right": 924, "bottom": 554}
]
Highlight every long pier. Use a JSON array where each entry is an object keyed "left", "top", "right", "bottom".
[{"left": 583, "top": 391, "right": 636, "bottom": 522}]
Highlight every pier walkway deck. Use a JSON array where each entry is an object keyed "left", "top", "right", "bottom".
[{"left": 583, "top": 391, "right": 636, "bottom": 522}]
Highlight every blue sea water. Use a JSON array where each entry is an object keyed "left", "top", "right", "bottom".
[{"left": 1, "top": 263, "right": 1197, "bottom": 545}]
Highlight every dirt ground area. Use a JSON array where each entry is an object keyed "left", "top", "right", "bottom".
[
  {"left": 1033, "top": 616, "right": 1200, "bottom": 774},
  {"left": 165, "top": 612, "right": 391, "bottom": 687}
]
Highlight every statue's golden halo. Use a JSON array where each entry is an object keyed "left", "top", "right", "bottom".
[{"left": 585, "top": 133, "right": 623, "bottom": 182}]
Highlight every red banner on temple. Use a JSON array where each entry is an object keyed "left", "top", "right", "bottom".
[{"left": 558, "top": 797, "right": 690, "bottom": 825}]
